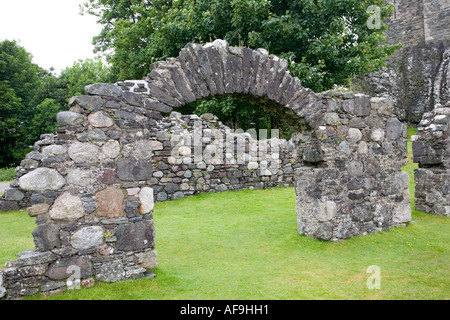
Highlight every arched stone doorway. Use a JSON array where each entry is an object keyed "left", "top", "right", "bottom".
[{"left": 0, "top": 40, "right": 411, "bottom": 299}]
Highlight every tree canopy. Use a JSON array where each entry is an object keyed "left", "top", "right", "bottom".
[
  {"left": 83, "top": 0, "right": 398, "bottom": 91},
  {"left": 0, "top": 40, "right": 111, "bottom": 167}
]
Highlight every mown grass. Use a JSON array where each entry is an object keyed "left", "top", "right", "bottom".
[{"left": 0, "top": 127, "right": 448, "bottom": 300}]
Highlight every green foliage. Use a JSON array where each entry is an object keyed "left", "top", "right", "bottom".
[
  {"left": 84, "top": 0, "right": 400, "bottom": 92},
  {"left": 0, "top": 40, "right": 44, "bottom": 166},
  {"left": 189, "top": 96, "right": 271, "bottom": 132},
  {"left": 28, "top": 98, "right": 62, "bottom": 140},
  {"left": 59, "top": 57, "right": 112, "bottom": 97},
  {"left": 0, "top": 40, "right": 44, "bottom": 112},
  {"left": 0, "top": 167, "right": 16, "bottom": 182},
  {"left": 0, "top": 39, "right": 113, "bottom": 167}
]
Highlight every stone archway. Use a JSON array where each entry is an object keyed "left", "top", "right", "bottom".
[{"left": 0, "top": 40, "right": 411, "bottom": 299}]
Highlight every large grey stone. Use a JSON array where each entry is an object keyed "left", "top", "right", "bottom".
[
  {"left": 96, "top": 260, "right": 125, "bottom": 283},
  {"left": 85, "top": 83, "right": 123, "bottom": 97},
  {"left": 87, "top": 128, "right": 108, "bottom": 141},
  {"left": 71, "top": 226, "right": 104, "bottom": 250},
  {"left": 19, "top": 168, "right": 66, "bottom": 192},
  {"left": 69, "top": 95, "right": 103, "bottom": 111},
  {"left": 393, "top": 199, "right": 412, "bottom": 224},
  {"left": 88, "top": 111, "right": 115, "bottom": 128},
  {"left": 49, "top": 193, "right": 85, "bottom": 221},
  {"left": 32, "top": 223, "right": 60, "bottom": 251},
  {"left": 11, "top": 251, "right": 59, "bottom": 268},
  {"left": 316, "top": 201, "right": 337, "bottom": 222},
  {"left": 3, "top": 188, "right": 24, "bottom": 201},
  {"left": 314, "top": 222, "right": 333, "bottom": 241},
  {"left": 101, "top": 141, "right": 121, "bottom": 159},
  {"left": 0, "top": 200, "right": 19, "bottom": 212},
  {"left": 157, "top": 192, "right": 168, "bottom": 201},
  {"left": 116, "top": 220, "right": 155, "bottom": 251},
  {"left": 46, "top": 256, "right": 93, "bottom": 280},
  {"left": 122, "top": 140, "right": 153, "bottom": 160},
  {"left": 303, "top": 144, "right": 324, "bottom": 163},
  {"left": 386, "top": 117, "right": 403, "bottom": 140},
  {"left": 117, "top": 158, "right": 152, "bottom": 181},
  {"left": 164, "top": 183, "right": 179, "bottom": 194},
  {"left": 215, "top": 184, "right": 228, "bottom": 192},
  {"left": 337, "top": 140, "right": 351, "bottom": 156},
  {"left": 354, "top": 94, "right": 371, "bottom": 116},
  {"left": 41, "top": 145, "right": 68, "bottom": 159},
  {"left": 40, "top": 281, "right": 66, "bottom": 293},
  {"left": 347, "top": 128, "right": 363, "bottom": 143},
  {"left": 67, "top": 168, "right": 91, "bottom": 187},
  {"left": 135, "top": 250, "right": 157, "bottom": 269},
  {"left": 346, "top": 161, "right": 364, "bottom": 177},
  {"left": 68, "top": 142, "right": 100, "bottom": 163},
  {"left": 57, "top": 111, "right": 84, "bottom": 127}
]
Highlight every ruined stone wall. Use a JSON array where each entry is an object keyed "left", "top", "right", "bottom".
[
  {"left": 385, "top": 0, "right": 425, "bottom": 48},
  {"left": 295, "top": 92, "right": 411, "bottom": 241},
  {"left": 0, "top": 112, "right": 298, "bottom": 212},
  {"left": 0, "top": 40, "right": 410, "bottom": 299},
  {"left": 148, "top": 112, "right": 298, "bottom": 202},
  {"left": 423, "top": 0, "right": 450, "bottom": 42},
  {"left": 413, "top": 103, "right": 450, "bottom": 216},
  {"left": 355, "top": 0, "right": 450, "bottom": 124}
]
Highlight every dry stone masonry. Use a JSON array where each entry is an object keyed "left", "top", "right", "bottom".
[
  {"left": 1, "top": 40, "right": 411, "bottom": 299},
  {"left": 356, "top": 0, "right": 450, "bottom": 124},
  {"left": 413, "top": 103, "right": 450, "bottom": 216}
]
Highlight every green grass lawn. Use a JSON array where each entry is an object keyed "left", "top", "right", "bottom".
[{"left": 0, "top": 127, "right": 448, "bottom": 300}]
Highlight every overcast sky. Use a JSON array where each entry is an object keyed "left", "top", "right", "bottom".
[{"left": 0, "top": 0, "right": 103, "bottom": 74}]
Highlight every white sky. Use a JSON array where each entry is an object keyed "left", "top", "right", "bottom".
[{"left": 0, "top": 0, "right": 103, "bottom": 74}]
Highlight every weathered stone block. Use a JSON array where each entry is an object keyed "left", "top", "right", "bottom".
[
  {"left": 11, "top": 251, "right": 59, "bottom": 268},
  {"left": 57, "top": 111, "right": 84, "bottom": 127},
  {"left": 135, "top": 250, "right": 157, "bottom": 269},
  {"left": 68, "top": 142, "right": 100, "bottom": 164},
  {"left": 32, "top": 224, "right": 60, "bottom": 251},
  {"left": 46, "top": 256, "right": 93, "bottom": 280},
  {"left": 138, "top": 187, "right": 154, "bottom": 214},
  {"left": 115, "top": 220, "right": 155, "bottom": 251},
  {"left": 49, "top": 193, "right": 85, "bottom": 221},
  {"left": 69, "top": 95, "right": 103, "bottom": 111},
  {"left": 303, "top": 144, "right": 324, "bottom": 163},
  {"left": 70, "top": 226, "right": 104, "bottom": 250},
  {"left": 19, "top": 168, "right": 66, "bottom": 192},
  {"left": 88, "top": 111, "right": 114, "bottom": 128},
  {"left": 85, "top": 83, "right": 123, "bottom": 97},
  {"left": 116, "top": 158, "right": 153, "bottom": 181},
  {"left": 96, "top": 187, "right": 125, "bottom": 218},
  {"left": 386, "top": 117, "right": 403, "bottom": 139},
  {"left": 96, "top": 260, "right": 125, "bottom": 283},
  {"left": 0, "top": 201, "right": 19, "bottom": 212}
]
